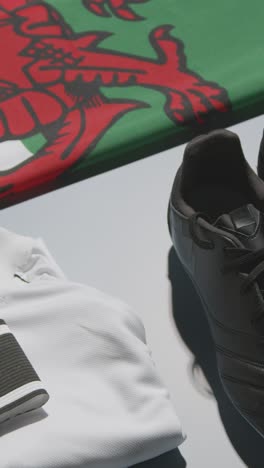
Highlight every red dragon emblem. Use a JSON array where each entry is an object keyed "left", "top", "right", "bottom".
[{"left": 0, "top": 0, "right": 229, "bottom": 205}]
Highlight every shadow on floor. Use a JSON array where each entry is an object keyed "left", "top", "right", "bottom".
[
  {"left": 0, "top": 408, "right": 48, "bottom": 438},
  {"left": 132, "top": 448, "right": 186, "bottom": 468},
  {"left": 168, "top": 247, "right": 264, "bottom": 468}
]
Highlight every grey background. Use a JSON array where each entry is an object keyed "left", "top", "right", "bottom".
[{"left": 1, "top": 116, "right": 264, "bottom": 467}]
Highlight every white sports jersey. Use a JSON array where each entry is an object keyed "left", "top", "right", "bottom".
[{"left": 0, "top": 228, "right": 185, "bottom": 468}]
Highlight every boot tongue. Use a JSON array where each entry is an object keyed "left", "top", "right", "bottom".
[{"left": 214, "top": 204, "right": 264, "bottom": 250}]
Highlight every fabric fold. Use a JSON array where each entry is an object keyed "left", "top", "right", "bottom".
[{"left": 0, "top": 228, "right": 185, "bottom": 468}]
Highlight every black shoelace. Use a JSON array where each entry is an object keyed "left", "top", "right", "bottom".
[
  {"left": 222, "top": 248, "right": 264, "bottom": 294},
  {"left": 223, "top": 247, "right": 264, "bottom": 326},
  {"left": 190, "top": 213, "right": 264, "bottom": 326},
  {"left": 189, "top": 212, "right": 214, "bottom": 249}
]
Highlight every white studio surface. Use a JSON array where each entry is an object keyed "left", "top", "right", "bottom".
[{"left": 0, "top": 116, "right": 263, "bottom": 467}]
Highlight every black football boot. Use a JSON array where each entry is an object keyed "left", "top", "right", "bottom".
[
  {"left": 168, "top": 129, "right": 264, "bottom": 438},
  {"left": 258, "top": 130, "right": 264, "bottom": 180}
]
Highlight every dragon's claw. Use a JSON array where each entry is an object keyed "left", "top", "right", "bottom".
[
  {"left": 83, "top": 0, "right": 111, "bottom": 17},
  {"left": 152, "top": 25, "right": 175, "bottom": 40},
  {"left": 83, "top": 0, "right": 148, "bottom": 20}
]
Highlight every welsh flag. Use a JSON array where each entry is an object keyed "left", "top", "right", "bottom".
[{"left": 0, "top": 0, "right": 263, "bottom": 207}]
